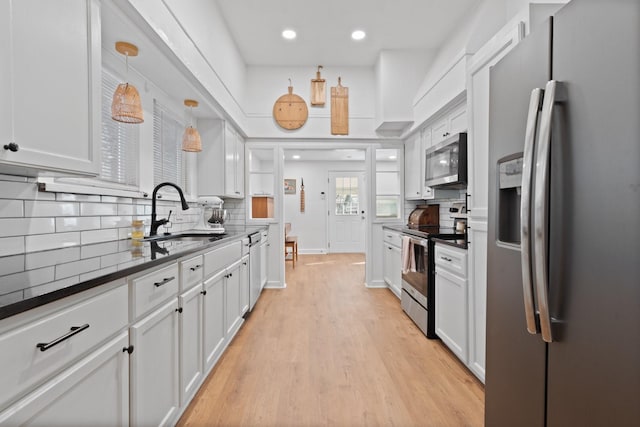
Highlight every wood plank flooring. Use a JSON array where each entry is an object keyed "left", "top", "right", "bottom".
[{"left": 178, "top": 253, "right": 484, "bottom": 427}]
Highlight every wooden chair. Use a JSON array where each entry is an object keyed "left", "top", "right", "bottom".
[{"left": 284, "top": 222, "right": 298, "bottom": 268}]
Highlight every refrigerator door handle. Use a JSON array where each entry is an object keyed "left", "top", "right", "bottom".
[
  {"left": 533, "top": 80, "right": 563, "bottom": 343},
  {"left": 520, "top": 87, "right": 544, "bottom": 335}
]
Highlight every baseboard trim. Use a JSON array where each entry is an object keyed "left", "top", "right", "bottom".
[
  {"left": 366, "top": 280, "right": 387, "bottom": 289},
  {"left": 265, "top": 280, "right": 286, "bottom": 289},
  {"left": 298, "top": 249, "right": 327, "bottom": 255}
]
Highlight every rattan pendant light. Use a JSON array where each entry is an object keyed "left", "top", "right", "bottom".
[
  {"left": 182, "top": 99, "right": 202, "bottom": 152},
  {"left": 111, "top": 41, "right": 144, "bottom": 124}
]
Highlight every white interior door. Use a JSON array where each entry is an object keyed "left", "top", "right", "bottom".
[{"left": 328, "top": 171, "right": 366, "bottom": 253}]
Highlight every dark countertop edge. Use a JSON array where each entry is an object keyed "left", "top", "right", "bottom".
[
  {"left": 0, "top": 227, "right": 266, "bottom": 321},
  {"left": 432, "top": 237, "right": 468, "bottom": 250}
]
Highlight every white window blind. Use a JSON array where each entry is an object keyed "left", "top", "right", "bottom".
[
  {"left": 101, "top": 69, "right": 139, "bottom": 186},
  {"left": 153, "top": 100, "right": 186, "bottom": 188}
]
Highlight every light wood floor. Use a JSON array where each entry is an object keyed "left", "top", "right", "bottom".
[{"left": 178, "top": 253, "right": 484, "bottom": 427}]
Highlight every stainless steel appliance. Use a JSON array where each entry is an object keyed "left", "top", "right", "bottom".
[
  {"left": 486, "top": 1, "right": 640, "bottom": 425},
  {"left": 401, "top": 235, "right": 431, "bottom": 337},
  {"left": 248, "top": 231, "right": 262, "bottom": 311},
  {"left": 424, "top": 132, "right": 467, "bottom": 188}
]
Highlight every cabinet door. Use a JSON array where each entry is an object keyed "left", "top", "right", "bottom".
[
  {"left": 383, "top": 244, "right": 401, "bottom": 297},
  {"left": 435, "top": 268, "right": 468, "bottom": 364},
  {"left": 467, "top": 223, "right": 487, "bottom": 382},
  {"left": 431, "top": 117, "right": 449, "bottom": 146},
  {"left": 130, "top": 299, "right": 180, "bottom": 427},
  {"left": 448, "top": 103, "right": 468, "bottom": 136},
  {"left": 235, "top": 134, "right": 245, "bottom": 197},
  {"left": 224, "top": 125, "right": 236, "bottom": 197},
  {"left": 240, "top": 255, "right": 250, "bottom": 315},
  {"left": 260, "top": 241, "right": 268, "bottom": 288},
  {"left": 0, "top": 332, "right": 128, "bottom": 426},
  {"left": 225, "top": 262, "right": 242, "bottom": 337},
  {"left": 203, "top": 270, "right": 225, "bottom": 372},
  {"left": 0, "top": 0, "right": 100, "bottom": 176},
  {"left": 178, "top": 285, "right": 203, "bottom": 406},
  {"left": 404, "top": 132, "right": 422, "bottom": 199}
]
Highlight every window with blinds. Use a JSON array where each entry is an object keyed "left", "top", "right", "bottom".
[
  {"left": 153, "top": 100, "right": 186, "bottom": 188},
  {"left": 101, "top": 69, "right": 139, "bottom": 186}
]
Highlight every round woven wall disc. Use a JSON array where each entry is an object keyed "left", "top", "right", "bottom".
[{"left": 273, "top": 86, "right": 308, "bottom": 130}]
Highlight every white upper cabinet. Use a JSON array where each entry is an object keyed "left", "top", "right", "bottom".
[
  {"left": 0, "top": 0, "right": 101, "bottom": 176},
  {"left": 431, "top": 103, "right": 468, "bottom": 147},
  {"left": 198, "top": 119, "right": 245, "bottom": 198},
  {"left": 404, "top": 132, "right": 422, "bottom": 200}
]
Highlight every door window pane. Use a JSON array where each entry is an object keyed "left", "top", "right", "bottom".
[{"left": 335, "top": 176, "right": 359, "bottom": 215}]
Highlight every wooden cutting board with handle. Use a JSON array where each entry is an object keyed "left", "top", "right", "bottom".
[
  {"left": 331, "top": 77, "right": 348, "bottom": 135},
  {"left": 273, "top": 80, "right": 308, "bottom": 130},
  {"left": 310, "top": 65, "right": 325, "bottom": 106}
]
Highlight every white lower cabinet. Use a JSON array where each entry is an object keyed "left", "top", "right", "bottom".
[
  {"left": 435, "top": 244, "right": 468, "bottom": 364},
  {"left": 382, "top": 230, "right": 402, "bottom": 298},
  {"left": 239, "top": 255, "right": 250, "bottom": 316},
  {"left": 178, "top": 284, "right": 203, "bottom": 407},
  {"left": 467, "top": 223, "right": 487, "bottom": 382},
  {"left": 203, "top": 270, "right": 226, "bottom": 372},
  {"left": 0, "top": 332, "right": 129, "bottom": 426},
  {"left": 225, "top": 261, "right": 243, "bottom": 337},
  {"left": 130, "top": 298, "right": 180, "bottom": 427}
]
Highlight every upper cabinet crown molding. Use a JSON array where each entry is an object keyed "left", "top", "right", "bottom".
[{"left": 0, "top": 0, "right": 101, "bottom": 177}]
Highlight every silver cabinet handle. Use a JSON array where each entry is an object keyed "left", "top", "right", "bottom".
[
  {"left": 534, "top": 80, "right": 563, "bottom": 343},
  {"left": 521, "top": 88, "right": 544, "bottom": 335}
]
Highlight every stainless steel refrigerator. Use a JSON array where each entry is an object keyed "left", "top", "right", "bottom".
[{"left": 486, "top": 0, "right": 640, "bottom": 425}]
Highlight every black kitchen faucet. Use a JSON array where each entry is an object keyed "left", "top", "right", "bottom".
[{"left": 149, "top": 182, "right": 190, "bottom": 236}]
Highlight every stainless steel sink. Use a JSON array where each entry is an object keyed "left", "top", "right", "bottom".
[{"left": 143, "top": 233, "right": 226, "bottom": 243}]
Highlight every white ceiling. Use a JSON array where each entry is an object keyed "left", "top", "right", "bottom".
[
  {"left": 282, "top": 148, "right": 399, "bottom": 162},
  {"left": 215, "top": 0, "right": 482, "bottom": 67}
]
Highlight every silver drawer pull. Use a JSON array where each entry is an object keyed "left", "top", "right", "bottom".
[
  {"left": 36, "top": 324, "right": 90, "bottom": 352},
  {"left": 189, "top": 264, "right": 202, "bottom": 272},
  {"left": 154, "top": 276, "right": 175, "bottom": 287}
]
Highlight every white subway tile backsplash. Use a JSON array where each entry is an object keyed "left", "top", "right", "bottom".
[
  {"left": 81, "top": 241, "right": 119, "bottom": 259},
  {"left": 24, "top": 200, "right": 79, "bottom": 217},
  {"left": 0, "top": 237, "right": 24, "bottom": 256},
  {"left": 80, "top": 202, "right": 117, "bottom": 216},
  {"left": 25, "top": 276, "right": 79, "bottom": 298},
  {"left": 0, "top": 218, "right": 55, "bottom": 236},
  {"left": 80, "top": 228, "right": 118, "bottom": 245},
  {"left": 114, "top": 197, "right": 133, "bottom": 204},
  {"left": 25, "top": 247, "right": 81, "bottom": 270},
  {"left": 0, "top": 181, "right": 55, "bottom": 200},
  {"left": 0, "top": 266, "right": 55, "bottom": 294},
  {"left": 25, "top": 232, "right": 80, "bottom": 253},
  {"left": 0, "top": 255, "right": 25, "bottom": 276},
  {"left": 56, "top": 216, "right": 101, "bottom": 232},
  {"left": 80, "top": 265, "right": 117, "bottom": 282},
  {"left": 101, "top": 251, "right": 133, "bottom": 268},
  {"left": 117, "top": 204, "right": 135, "bottom": 215},
  {"left": 0, "top": 200, "right": 24, "bottom": 217},
  {"left": 0, "top": 174, "right": 28, "bottom": 183},
  {"left": 56, "top": 193, "right": 100, "bottom": 202},
  {"left": 55, "top": 257, "right": 101, "bottom": 280},
  {"left": 0, "top": 290, "right": 24, "bottom": 306},
  {"left": 101, "top": 196, "right": 118, "bottom": 203},
  {"left": 101, "top": 216, "right": 132, "bottom": 229}
]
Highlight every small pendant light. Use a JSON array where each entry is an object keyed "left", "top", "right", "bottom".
[
  {"left": 182, "top": 99, "right": 202, "bottom": 152},
  {"left": 111, "top": 41, "right": 144, "bottom": 124}
]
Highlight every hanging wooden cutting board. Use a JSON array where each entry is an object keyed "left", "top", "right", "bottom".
[
  {"left": 310, "top": 66, "right": 326, "bottom": 106},
  {"left": 273, "top": 82, "right": 308, "bottom": 130},
  {"left": 331, "top": 77, "right": 349, "bottom": 135}
]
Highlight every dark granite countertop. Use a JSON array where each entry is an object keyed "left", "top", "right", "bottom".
[{"left": 0, "top": 226, "right": 265, "bottom": 321}]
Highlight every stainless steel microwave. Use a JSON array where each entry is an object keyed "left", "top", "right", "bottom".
[{"left": 424, "top": 132, "right": 467, "bottom": 188}]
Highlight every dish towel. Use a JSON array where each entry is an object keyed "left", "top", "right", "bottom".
[{"left": 401, "top": 236, "right": 416, "bottom": 274}]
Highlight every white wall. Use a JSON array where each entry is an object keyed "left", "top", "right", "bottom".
[
  {"left": 244, "top": 65, "right": 377, "bottom": 139},
  {"left": 283, "top": 160, "right": 366, "bottom": 253}
]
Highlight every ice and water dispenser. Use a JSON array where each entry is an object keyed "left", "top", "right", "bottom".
[{"left": 497, "top": 155, "right": 523, "bottom": 244}]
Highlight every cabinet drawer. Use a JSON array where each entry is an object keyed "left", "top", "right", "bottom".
[
  {"left": 435, "top": 244, "right": 467, "bottom": 278},
  {"left": 0, "top": 282, "right": 128, "bottom": 410},
  {"left": 180, "top": 255, "right": 204, "bottom": 291},
  {"left": 131, "top": 263, "right": 179, "bottom": 319},
  {"left": 204, "top": 241, "right": 241, "bottom": 277},
  {"left": 383, "top": 230, "right": 402, "bottom": 247}
]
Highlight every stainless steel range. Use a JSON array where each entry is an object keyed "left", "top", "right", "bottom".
[{"left": 400, "top": 225, "right": 463, "bottom": 339}]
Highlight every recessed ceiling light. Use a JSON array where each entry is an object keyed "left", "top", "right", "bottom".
[
  {"left": 389, "top": 155, "right": 397, "bottom": 160},
  {"left": 282, "top": 29, "right": 297, "bottom": 40},
  {"left": 292, "top": 154, "right": 301, "bottom": 159},
  {"left": 351, "top": 30, "right": 366, "bottom": 41}
]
